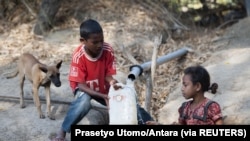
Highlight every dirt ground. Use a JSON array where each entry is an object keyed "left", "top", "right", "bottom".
[{"left": 0, "top": 1, "right": 250, "bottom": 141}]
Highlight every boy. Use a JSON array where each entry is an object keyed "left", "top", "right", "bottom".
[{"left": 51, "top": 19, "right": 153, "bottom": 141}]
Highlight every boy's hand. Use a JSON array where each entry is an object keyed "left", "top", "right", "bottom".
[
  {"left": 113, "top": 84, "right": 122, "bottom": 90},
  {"left": 109, "top": 79, "right": 118, "bottom": 85},
  {"left": 110, "top": 79, "right": 122, "bottom": 90},
  {"left": 103, "top": 95, "right": 110, "bottom": 109}
]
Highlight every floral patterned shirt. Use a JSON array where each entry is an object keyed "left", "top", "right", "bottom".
[{"left": 178, "top": 98, "right": 223, "bottom": 125}]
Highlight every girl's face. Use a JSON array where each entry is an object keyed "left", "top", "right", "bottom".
[
  {"left": 181, "top": 74, "right": 198, "bottom": 99},
  {"left": 81, "top": 33, "right": 104, "bottom": 58}
]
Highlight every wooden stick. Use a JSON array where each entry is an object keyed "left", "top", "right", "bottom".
[{"left": 21, "top": 0, "right": 36, "bottom": 17}]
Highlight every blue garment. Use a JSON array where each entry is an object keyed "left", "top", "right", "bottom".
[{"left": 61, "top": 90, "right": 154, "bottom": 132}]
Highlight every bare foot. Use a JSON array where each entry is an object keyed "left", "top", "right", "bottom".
[{"left": 50, "top": 129, "right": 66, "bottom": 141}]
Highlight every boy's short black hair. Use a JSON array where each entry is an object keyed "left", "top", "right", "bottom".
[{"left": 80, "top": 19, "right": 103, "bottom": 39}]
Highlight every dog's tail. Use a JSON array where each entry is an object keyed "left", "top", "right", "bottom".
[{"left": 3, "top": 69, "right": 19, "bottom": 79}]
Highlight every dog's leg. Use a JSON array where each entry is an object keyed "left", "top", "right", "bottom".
[
  {"left": 32, "top": 85, "right": 45, "bottom": 119},
  {"left": 18, "top": 71, "right": 25, "bottom": 108},
  {"left": 45, "top": 85, "right": 55, "bottom": 120}
]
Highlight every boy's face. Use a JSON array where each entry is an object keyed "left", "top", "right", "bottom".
[{"left": 81, "top": 33, "right": 104, "bottom": 58}]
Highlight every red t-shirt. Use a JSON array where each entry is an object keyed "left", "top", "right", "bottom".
[
  {"left": 178, "top": 98, "right": 223, "bottom": 125},
  {"left": 68, "top": 42, "right": 116, "bottom": 94}
]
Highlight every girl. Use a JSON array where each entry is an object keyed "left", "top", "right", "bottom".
[{"left": 146, "top": 65, "right": 223, "bottom": 125}]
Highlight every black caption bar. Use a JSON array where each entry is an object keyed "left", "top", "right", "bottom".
[{"left": 71, "top": 125, "right": 249, "bottom": 140}]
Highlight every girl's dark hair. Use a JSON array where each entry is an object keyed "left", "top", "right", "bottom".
[
  {"left": 80, "top": 19, "right": 103, "bottom": 39},
  {"left": 184, "top": 65, "right": 218, "bottom": 94}
]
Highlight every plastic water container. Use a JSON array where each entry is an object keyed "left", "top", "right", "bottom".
[{"left": 108, "top": 79, "right": 138, "bottom": 125}]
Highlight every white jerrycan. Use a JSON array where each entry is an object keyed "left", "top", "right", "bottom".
[{"left": 108, "top": 78, "right": 138, "bottom": 125}]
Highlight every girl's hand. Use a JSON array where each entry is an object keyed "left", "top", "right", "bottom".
[
  {"left": 145, "top": 121, "right": 160, "bottom": 125},
  {"left": 172, "top": 122, "right": 180, "bottom": 125}
]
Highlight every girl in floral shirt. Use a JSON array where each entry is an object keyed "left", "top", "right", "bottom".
[{"left": 146, "top": 65, "right": 223, "bottom": 125}]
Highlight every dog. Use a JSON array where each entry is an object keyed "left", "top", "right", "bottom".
[{"left": 5, "top": 53, "right": 62, "bottom": 120}]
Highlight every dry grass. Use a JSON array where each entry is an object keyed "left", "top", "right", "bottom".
[{"left": 0, "top": 0, "right": 230, "bottom": 120}]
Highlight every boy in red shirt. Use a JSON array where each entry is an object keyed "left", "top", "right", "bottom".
[{"left": 51, "top": 19, "right": 153, "bottom": 141}]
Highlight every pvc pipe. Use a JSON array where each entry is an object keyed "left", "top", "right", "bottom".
[{"left": 128, "top": 47, "right": 191, "bottom": 80}]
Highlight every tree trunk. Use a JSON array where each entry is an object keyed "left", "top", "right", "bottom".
[
  {"left": 245, "top": 0, "right": 250, "bottom": 16},
  {"left": 33, "top": 0, "right": 61, "bottom": 35}
]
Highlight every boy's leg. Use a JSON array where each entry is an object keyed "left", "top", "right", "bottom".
[
  {"left": 62, "top": 91, "right": 92, "bottom": 132},
  {"left": 51, "top": 91, "right": 92, "bottom": 141}
]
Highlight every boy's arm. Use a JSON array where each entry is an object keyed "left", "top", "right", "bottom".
[
  {"left": 77, "top": 83, "right": 108, "bottom": 100},
  {"left": 105, "top": 76, "right": 118, "bottom": 85}
]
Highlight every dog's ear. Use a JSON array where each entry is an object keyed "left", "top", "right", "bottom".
[
  {"left": 56, "top": 60, "right": 63, "bottom": 69},
  {"left": 39, "top": 65, "right": 48, "bottom": 73}
]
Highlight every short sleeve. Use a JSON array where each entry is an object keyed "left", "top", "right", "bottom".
[{"left": 207, "top": 102, "right": 223, "bottom": 122}]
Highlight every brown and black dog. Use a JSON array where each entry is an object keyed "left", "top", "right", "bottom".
[{"left": 6, "top": 53, "right": 62, "bottom": 120}]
